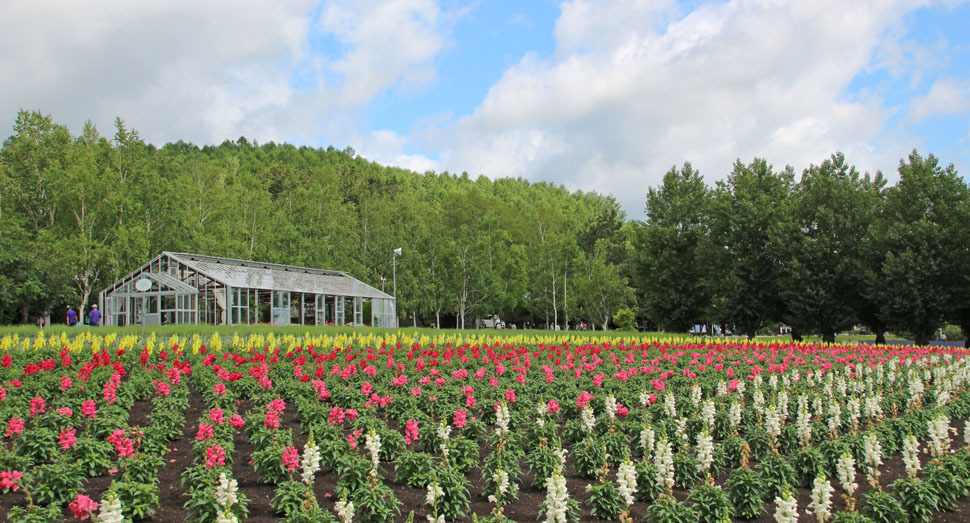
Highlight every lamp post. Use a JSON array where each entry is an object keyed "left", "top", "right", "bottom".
[
  {"left": 380, "top": 276, "right": 386, "bottom": 292},
  {"left": 392, "top": 248, "right": 402, "bottom": 328}
]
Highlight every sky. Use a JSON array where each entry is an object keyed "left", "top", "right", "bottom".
[{"left": 2, "top": 0, "right": 969, "bottom": 218}]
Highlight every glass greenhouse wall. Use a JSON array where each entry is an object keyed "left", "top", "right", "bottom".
[{"left": 99, "top": 252, "right": 396, "bottom": 328}]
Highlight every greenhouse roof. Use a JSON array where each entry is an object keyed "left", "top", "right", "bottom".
[{"left": 165, "top": 252, "right": 393, "bottom": 300}]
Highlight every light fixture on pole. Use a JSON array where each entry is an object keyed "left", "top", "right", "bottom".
[{"left": 392, "top": 248, "right": 402, "bottom": 328}]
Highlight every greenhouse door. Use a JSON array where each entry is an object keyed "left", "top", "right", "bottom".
[
  {"left": 272, "top": 291, "right": 290, "bottom": 326},
  {"left": 335, "top": 296, "right": 345, "bottom": 326},
  {"left": 315, "top": 295, "right": 327, "bottom": 326}
]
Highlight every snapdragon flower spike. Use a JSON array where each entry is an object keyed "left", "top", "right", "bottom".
[
  {"left": 0, "top": 470, "right": 23, "bottom": 492},
  {"left": 59, "top": 427, "right": 78, "bottom": 450},
  {"left": 206, "top": 444, "right": 227, "bottom": 468},
  {"left": 69, "top": 494, "right": 99, "bottom": 520},
  {"left": 5, "top": 417, "right": 24, "bottom": 438},
  {"left": 81, "top": 400, "right": 97, "bottom": 418},
  {"left": 282, "top": 446, "right": 299, "bottom": 471}
]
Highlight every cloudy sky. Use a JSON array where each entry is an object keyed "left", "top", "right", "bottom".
[{"left": 2, "top": 0, "right": 968, "bottom": 217}]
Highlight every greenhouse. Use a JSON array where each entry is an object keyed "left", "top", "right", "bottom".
[{"left": 98, "top": 252, "right": 396, "bottom": 327}]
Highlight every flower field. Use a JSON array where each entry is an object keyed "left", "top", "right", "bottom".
[{"left": 1, "top": 330, "right": 969, "bottom": 522}]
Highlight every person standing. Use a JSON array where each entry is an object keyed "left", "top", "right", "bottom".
[
  {"left": 88, "top": 305, "right": 101, "bottom": 326},
  {"left": 66, "top": 306, "right": 78, "bottom": 326}
]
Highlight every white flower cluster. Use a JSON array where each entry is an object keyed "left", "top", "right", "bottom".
[
  {"left": 777, "top": 391, "right": 789, "bottom": 425},
  {"left": 689, "top": 385, "right": 702, "bottom": 408},
  {"left": 639, "top": 391, "right": 652, "bottom": 407},
  {"left": 216, "top": 472, "right": 239, "bottom": 511},
  {"left": 753, "top": 389, "right": 765, "bottom": 416},
  {"left": 701, "top": 399, "right": 716, "bottom": 429},
  {"left": 674, "top": 418, "right": 689, "bottom": 450},
  {"left": 554, "top": 447, "right": 569, "bottom": 469},
  {"left": 909, "top": 375, "right": 924, "bottom": 403},
  {"left": 437, "top": 422, "right": 451, "bottom": 458},
  {"left": 765, "top": 405, "right": 782, "bottom": 440},
  {"left": 836, "top": 452, "right": 857, "bottom": 497},
  {"left": 616, "top": 458, "right": 637, "bottom": 507},
  {"left": 773, "top": 491, "right": 798, "bottom": 523},
  {"left": 827, "top": 402, "right": 842, "bottom": 434},
  {"left": 863, "top": 394, "right": 883, "bottom": 419},
  {"left": 495, "top": 402, "right": 511, "bottom": 435},
  {"left": 604, "top": 395, "right": 618, "bottom": 419},
  {"left": 536, "top": 403, "right": 546, "bottom": 428},
  {"left": 862, "top": 432, "right": 882, "bottom": 485},
  {"left": 695, "top": 430, "right": 714, "bottom": 474},
  {"left": 580, "top": 407, "right": 596, "bottom": 432},
  {"left": 494, "top": 470, "right": 510, "bottom": 496},
  {"left": 808, "top": 475, "right": 834, "bottom": 523},
  {"left": 927, "top": 412, "right": 951, "bottom": 459},
  {"left": 654, "top": 438, "right": 675, "bottom": 492},
  {"left": 426, "top": 482, "right": 444, "bottom": 506},
  {"left": 902, "top": 434, "right": 921, "bottom": 478},
  {"left": 664, "top": 393, "right": 677, "bottom": 418},
  {"left": 965, "top": 420, "right": 970, "bottom": 448},
  {"left": 640, "top": 425, "right": 656, "bottom": 455},
  {"left": 95, "top": 491, "right": 124, "bottom": 523},
  {"left": 543, "top": 472, "right": 570, "bottom": 523},
  {"left": 796, "top": 408, "right": 812, "bottom": 445},
  {"left": 335, "top": 499, "right": 355, "bottom": 523},
  {"left": 845, "top": 398, "right": 861, "bottom": 428},
  {"left": 301, "top": 440, "right": 321, "bottom": 485},
  {"left": 365, "top": 431, "right": 382, "bottom": 473},
  {"left": 729, "top": 401, "right": 742, "bottom": 430}
]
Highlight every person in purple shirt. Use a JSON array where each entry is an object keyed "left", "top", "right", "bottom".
[
  {"left": 88, "top": 305, "right": 101, "bottom": 326},
  {"left": 66, "top": 306, "right": 78, "bottom": 326}
]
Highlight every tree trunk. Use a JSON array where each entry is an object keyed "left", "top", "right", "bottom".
[
  {"left": 790, "top": 328, "right": 804, "bottom": 343},
  {"left": 914, "top": 332, "right": 930, "bottom": 347},
  {"left": 821, "top": 329, "right": 835, "bottom": 344},
  {"left": 874, "top": 329, "right": 886, "bottom": 345}
]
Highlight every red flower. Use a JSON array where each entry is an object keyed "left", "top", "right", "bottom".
[{"left": 69, "top": 494, "right": 99, "bottom": 520}]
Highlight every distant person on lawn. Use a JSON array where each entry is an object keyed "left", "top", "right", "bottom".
[
  {"left": 66, "top": 306, "right": 78, "bottom": 326},
  {"left": 88, "top": 305, "right": 101, "bottom": 326}
]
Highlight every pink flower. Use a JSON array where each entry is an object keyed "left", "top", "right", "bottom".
[
  {"left": 0, "top": 387, "right": 5, "bottom": 400},
  {"left": 576, "top": 390, "right": 594, "bottom": 410},
  {"left": 229, "top": 414, "right": 244, "bottom": 429},
  {"left": 209, "top": 408, "right": 224, "bottom": 425},
  {"left": 0, "top": 470, "right": 23, "bottom": 492},
  {"left": 4, "top": 417, "right": 23, "bottom": 437},
  {"left": 282, "top": 446, "right": 299, "bottom": 471},
  {"left": 344, "top": 409, "right": 358, "bottom": 421},
  {"left": 504, "top": 389, "right": 516, "bottom": 403},
  {"left": 81, "top": 400, "right": 97, "bottom": 418},
  {"left": 196, "top": 423, "right": 214, "bottom": 441},
  {"left": 57, "top": 407, "right": 74, "bottom": 417},
  {"left": 404, "top": 419, "right": 419, "bottom": 445},
  {"left": 153, "top": 380, "right": 170, "bottom": 397},
  {"left": 214, "top": 383, "right": 226, "bottom": 396},
  {"left": 61, "top": 376, "right": 73, "bottom": 391},
  {"left": 268, "top": 398, "right": 286, "bottom": 413},
  {"left": 264, "top": 410, "right": 280, "bottom": 430},
  {"left": 116, "top": 438, "right": 135, "bottom": 458},
  {"left": 69, "top": 494, "right": 99, "bottom": 520},
  {"left": 30, "top": 396, "right": 45, "bottom": 416},
  {"left": 546, "top": 400, "right": 561, "bottom": 414},
  {"left": 361, "top": 382, "right": 373, "bottom": 396},
  {"left": 453, "top": 409, "right": 468, "bottom": 429},
  {"left": 205, "top": 444, "right": 226, "bottom": 468},
  {"left": 59, "top": 428, "right": 78, "bottom": 450}
]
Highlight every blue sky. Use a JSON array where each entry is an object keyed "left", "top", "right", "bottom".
[{"left": 2, "top": 0, "right": 969, "bottom": 217}]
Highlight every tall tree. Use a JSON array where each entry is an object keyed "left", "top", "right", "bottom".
[
  {"left": 778, "top": 153, "right": 873, "bottom": 342},
  {"left": 633, "top": 162, "right": 713, "bottom": 332},
  {"left": 870, "top": 151, "right": 969, "bottom": 346},
  {"left": 710, "top": 158, "right": 794, "bottom": 338}
]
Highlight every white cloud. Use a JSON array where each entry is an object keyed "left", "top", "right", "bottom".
[
  {"left": 909, "top": 78, "right": 970, "bottom": 122},
  {"left": 0, "top": 0, "right": 458, "bottom": 148},
  {"left": 435, "top": 0, "right": 943, "bottom": 217}
]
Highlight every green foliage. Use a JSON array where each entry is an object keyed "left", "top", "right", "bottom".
[
  {"left": 726, "top": 467, "right": 764, "bottom": 519},
  {"left": 394, "top": 450, "right": 435, "bottom": 488},
  {"left": 115, "top": 479, "right": 161, "bottom": 520},
  {"left": 645, "top": 494, "right": 698, "bottom": 523},
  {"left": 890, "top": 477, "right": 939, "bottom": 523},
  {"left": 860, "top": 489, "right": 907, "bottom": 523},
  {"left": 585, "top": 481, "right": 623, "bottom": 520},
  {"left": 759, "top": 453, "right": 795, "bottom": 501},
  {"left": 612, "top": 308, "right": 635, "bottom": 331},
  {"left": 686, "top": 482, "right": 733, "bottom": 523}
]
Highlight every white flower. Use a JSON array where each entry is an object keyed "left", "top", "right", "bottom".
[
  {"left": 796, "top": 407, "right": 812, "bottom": 445},
  {"left": 653, "top": 438, "right": 675, "bottom": 492},
  {"left": 902, "top": 434, "right": 921, "bottom": 478},
  {"left": 495, "top": 402, "right": 511, "bottom": 435},
  {"left": 335, "top": 499, "right": 354, "bottom": 523},
  {"left": 664, "top": 393, "right": 677, "bottom": 418},
  {"left": 493, "top": 469, "right": 510, "bottom": 496},
  {"left": 808, "top": 475, "right": 834, "bottom": 523},
  {"left": 300, "top": 440, "right": 321, "bottom": 485},
  {"left": 95, "top": 491, "right": 124, "bottom": 523},
  {"left": 543, "top": 472, "right": 570, "bottom": 523},
  {"left": 426, "top": 482, "right": 444, "bottom": 506},
  {"left": 927, "top": 412, "right": 951, "bottom": 458},
  {"left": 836, "top": 452, "right": 857, "bottom": 497},
  {"left": 689, "top": 385, "right": 702, "bottom": 408},
  {"left": 729, "top": 401, "right": 742, "bottom": 429},
  {"left": 580, "top": 407, "right": 596, "bottom": 432},
  {"left": 640, "top": 425, "right": 656, "bottom": 455},
  {"left": 364, "top": 432, "right": 382, "bottom": 473},
  {"left": 862, "top": 432, "right": 883, "bottom": 484},
  {"left": 695, "top": 430, "right": 714, "bottom": 474},
  {"left": 701, "top": 399, "right": 716, "bottom": 428},
  {"left": 604, "top": 395, "right": 618, "bottom": 419},
  {"left": 216, "top": 510, "right": 239, "bottom": 523},
  {"left": 216, "top": 472, "right": 239, "bottom": 509},
  {"left": 773, "top": 490, "right": 798, "bottom": 523},
  {"left": 617, "top": 458, "right": 637, "bottom": 507}
]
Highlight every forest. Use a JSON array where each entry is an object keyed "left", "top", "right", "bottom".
[{"left": 1, "top": 110, "right": 968, "bottom": 345}]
